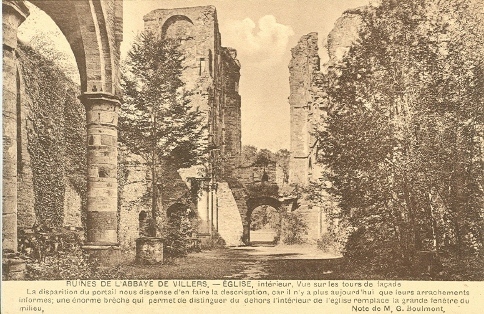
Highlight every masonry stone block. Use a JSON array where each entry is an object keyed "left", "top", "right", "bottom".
[
  {"left": 2, "top": 213, "right": 17, "bottom": 252},
  {"left": 80, "top": 93, "right": 121, "bottom": 246},
  {"left": 2, "top": 1, "right": 29, "bottom": 255}
]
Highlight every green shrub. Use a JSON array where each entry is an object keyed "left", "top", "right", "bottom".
[
  {"left": 317, "top": 232, "right": 340, "bottom": 253},
  {"left": 280, "top": 212, "right": 307, "bottom": 245},
  {"left": 158, "top": 209, "right": 193, "bottom": 258}
]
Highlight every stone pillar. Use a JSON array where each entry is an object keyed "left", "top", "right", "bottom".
[
  {"left": 208, "top": 184, "right": 213, "bottom": 235},
  {"left": 197, "top": 184, "right": 209, "bottom": 235},
  {"left": 79, "top": 93, "right": 121, "bottom": 264},
  {"left": 2, "top": 1, "right": 28, "bottom": 255},
  {"left": 212, "top": 185, "right": 218, "bottom": 232}
]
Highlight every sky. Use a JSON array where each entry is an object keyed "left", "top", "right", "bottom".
[{"left": 19, "top": 0, "right": 369, "bottom": 152}]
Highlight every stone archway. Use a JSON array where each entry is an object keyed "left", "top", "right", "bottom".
[
  {"left": 2, "top": 0, "right": 123, "bottom": 264},
  {"left": 161, "top": 15, "right": 194, "bottom": 39},
  {"left": 249, "top": 204, "right": 280, "bottom": 245},
  {"left": 244, "top": 196, "right": 282, "bottom": 244}
]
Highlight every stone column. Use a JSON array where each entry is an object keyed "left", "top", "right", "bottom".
[
  {"left": 208, "top": 184, "right": 213, "bottom": 236},
  {"left": 197, "top": 181, "right": 210, "bottom": 235},
  {"left": 212, "top": 185, "right": 218, "bottom": 232},
  {"left": 79, "top": 93, "right": 121, "bottom": 264},
  {"left": 2, "top": 1, "right": 28, "bottom": 255}
]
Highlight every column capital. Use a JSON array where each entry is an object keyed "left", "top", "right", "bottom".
[
  {"left": 3, "top": 1, "right": 29, "bottom": 20},
  {"left": 78, "top": 92, "right": 122, "bottom": 107},
  {"left": 3, "top": 0, "right": 29, "bottom": 51}
]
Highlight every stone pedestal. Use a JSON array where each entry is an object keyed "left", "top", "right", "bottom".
[
  {"left": 82, "top": 245, "right": 122, "bottom": 267},
  {"left": 2, "top": 254, "right": 26, "bottom": 280},
  {"left": 135, "top": 237, "right": 164, "bottom": 265}
]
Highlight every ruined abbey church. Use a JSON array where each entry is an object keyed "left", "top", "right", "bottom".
[{"left": 4, "top": 0, "right": 366, "bottom": 260}]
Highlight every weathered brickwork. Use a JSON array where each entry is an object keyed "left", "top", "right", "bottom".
[
  {"left": 287, "top": 10, "right": 369, "bottom": 243},
  {"left": 2, "top": 1, "right": 29, "bottom": 253},
  {"left": 325, "top": 8, "right": 365, "bottom": 63},
  {"left": 287, "top": 33, "right": 328, "bottom": 242},
  {"left": 216, "top": 182, "right": 243, "bottom": 246}
]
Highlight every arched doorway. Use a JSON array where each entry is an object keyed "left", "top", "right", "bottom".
[
  {"left": 244, "top": 196, "right": 282, "bottom": 245},
  {"left": 249, "top": 205, "right": 280, "bottom": 245}
]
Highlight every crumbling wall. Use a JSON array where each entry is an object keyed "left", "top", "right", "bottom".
[
  {"left": 286, "top": 8, "right": 370, "bottom": 243},
  {"left": 288, "top": 33, "right": 321, "bottom": 186},
  {"left": 220, "top": 47, "right": 242, "bottom": 177},
  {"left": 216, "top": 182, "right": 243, "bottom": 246},
  {"left": 117, "top": 6, "right": 244, "bottom": 248},
  {"left": 118, "top": 149, "right": 148, "bottom": 250},
  {"left": 143, "top": 6, "right": 241, "bottom": 177},
  {"left": 325, "top": 8, "right": 366, "bottom": 62},
  {"left": 286, "top": 32, "right": 332, "bottom": 242}
]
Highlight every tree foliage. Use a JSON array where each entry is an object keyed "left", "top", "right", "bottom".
[
  {"left": 120, "top": 32, "right": 206, "bottom": 169},
  {"left": 240, "top": 145, "right": 288, "bottom": 170},
  {"left": 159, "top": 205, "right": 193, "bottom": 258},
  {"left": 315, "top": 0, "right": 483, "bottom": 276},
  {"left": 119, "top": 32, "right": 206, "bottom": 227}
]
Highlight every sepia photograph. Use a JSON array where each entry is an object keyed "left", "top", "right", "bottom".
[{"left": 2, "top": 0, "right": 483, "bottom": 310}]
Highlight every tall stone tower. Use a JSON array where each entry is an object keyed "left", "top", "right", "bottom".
[
  {"left": 288, "top": 32, "right": 320, "bottom": 186},
  {"left": 144, "top": 6, "right": 242, "bottom": 175},
  {"left": 143, "top": 6, "right": 242, "bottom": 239}
]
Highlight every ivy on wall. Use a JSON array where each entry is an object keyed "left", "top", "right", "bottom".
[{"left": 17, "top": 43, "right": 86, "bottom": 228}]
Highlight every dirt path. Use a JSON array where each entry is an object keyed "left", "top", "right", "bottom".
[{"left": 119, "top": 245, "right": 343, "bottom": 280}]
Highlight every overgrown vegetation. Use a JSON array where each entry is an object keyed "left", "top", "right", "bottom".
[
  {"left": 17, "top": 42, "right": 86, "bottom": 228},
  {"left": 279, "top": 212, "right": 308, "bottom": 245},
  {"left": 312, "top": 0, "right": 483, "bottom": 278},
  {"left": 158, "top": 206, "right": 193, "bottom": 258},
  {"left": 240, "top": 145, "right": 290, "bottom": 175},
  {"left": 17, "top": 228, "right": 126, "bottom": 280},
  {"left": 250, "top": 205, "right": 280, "bottom": 231}
]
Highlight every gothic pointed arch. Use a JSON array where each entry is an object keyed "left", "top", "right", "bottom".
[{"left": 29, "top": 0, "right": 123, "bottom": 95}]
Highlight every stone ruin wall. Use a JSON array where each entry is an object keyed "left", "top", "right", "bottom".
[
  {"left": 288, "top": 32, "right": 320, "bottom": 187},
  {"left": 287, "top": 8, "right": 369, "bottom": 243},
  {"left": 118, "top": 6, "right": 243, "bottom": 249},
  {"left": 289, "top": 33, "right": 326, "bottom": 243},
  {"left": 142, "top": 5, "right": 241, "bottom": 177},
  {"left": 13, "top": 3, "right": 369, "bottom": 249},
  {"left": 16, "top": 62, "right": 36, "bottom": 229}
]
